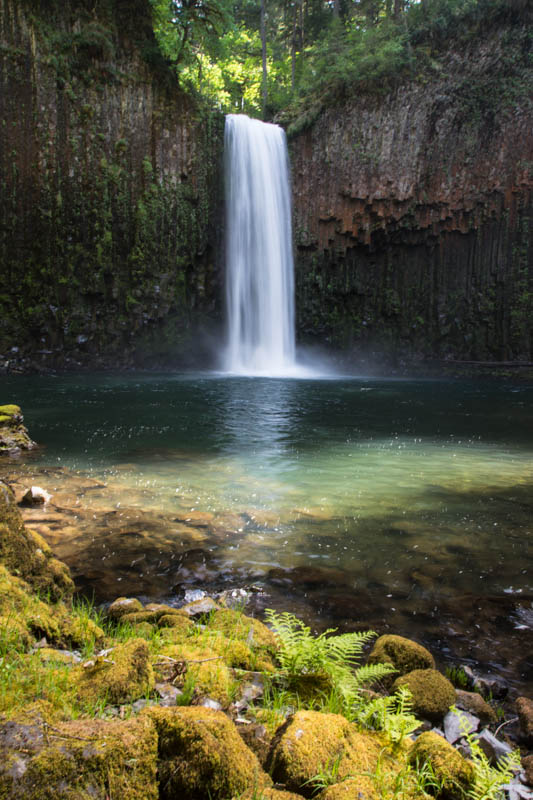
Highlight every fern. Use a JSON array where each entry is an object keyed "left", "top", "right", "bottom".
[
  {"left": 264, "top": 609, "right": 395, "bottom": 702},
  {"left": 453, "top": 708, "right": 521, "bottom": 800},
  {"left": 353, "top": 686, "right": 421, "bottom": 746}
]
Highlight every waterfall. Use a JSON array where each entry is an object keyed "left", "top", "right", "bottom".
[{"left": 224, "top": 114, "right": 297, "bottom": 376}]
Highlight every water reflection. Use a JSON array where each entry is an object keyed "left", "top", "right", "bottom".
[{"left": 216, "top": 377, "right": 301, "bottom": 460}]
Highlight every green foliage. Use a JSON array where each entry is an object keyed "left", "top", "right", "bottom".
[
  {"left": 353, "top": 686, "right": 421, "bottom": 747},
  {"left": 368, "top": 749, "right": 446, "bottom": 799},
  {"left": 302, "top": 753, "right": 346, "bottom": 794},
  {"left": 264, "top": 609, "right": 395, "bottom": 702},
  {"left": 453, "top": 708, "right": 521, "bottom": 800}
]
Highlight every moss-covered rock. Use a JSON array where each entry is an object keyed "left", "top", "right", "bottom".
[
  {"left": 154, "top": 640, "right": 234, "bottom": 704},
  {"left": 0, "top": 405, "right": 36, "bottom": 454},
  {"left": 0, "top": 564, "right": 64, "bottom": 647},
  {"left": 408, "top": 731, "right": 475, "bottom": 799},
  {"left": 107, "top": 596, "right": 144, "bottom": 619},
  {"left": 147, "top": 705, "right": 269, "bottom": 799},
  {"left": 121, "top": 607, "right": 187, "bottom": 625},
  {"left": 0, "top": 712, "right": 158, "bottom": 799},
  {"left": 0, "top": 482, "right": 73, "bottom": 601},
  {"left": 206, "top": 608, "right": 277, "bottom": 671},
  {"left": 455, "top": 689, "right": 497, "bottom": 725},
  {"left": 367, "top": 634, "right": 435, "bottom": 677},
  {"left": 392, "top": 669, "right": 456, "bottom": 721},
  {"left": 318, "top": 776, "right": 380, "bottom": 800},
  {"left": 72, "top": 637, "right": 154, "bottom": 707},
  {"left": 267, "top": 710, "right": 381, "bottom": 797},
  {"left": 158, "top": 613, "right": 192, "bottom": 633}
]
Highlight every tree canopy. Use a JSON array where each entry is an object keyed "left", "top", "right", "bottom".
[{"left": 148, "top": 0, "right": 530, "bottom": 119}]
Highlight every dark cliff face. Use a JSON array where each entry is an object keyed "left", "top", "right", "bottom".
[
  {"left": 0, "top": 0, "right": 225, "bottom": 372},
  {"left": 290, "top": 21, "right": 532, "bottom": 366}
]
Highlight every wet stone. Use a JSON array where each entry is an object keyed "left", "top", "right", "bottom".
[
  {"left": 443, "top": 710, "right": 479, "bottom": 744},
  {"left": 155, "top": 683, "right": 183, "bottom": 707},
  {"left": 181, "top": 597, "right": 220, "bottom": 617},
  {"left": 199, "top": 697, "right": 223, "bottom": 711},
  {"left": 476, "top": 729, "right": 513, "bottom": 765}
]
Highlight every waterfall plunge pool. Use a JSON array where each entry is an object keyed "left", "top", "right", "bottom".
[{"left": 2, "top": 371, "right": 533, "bottom": 693}]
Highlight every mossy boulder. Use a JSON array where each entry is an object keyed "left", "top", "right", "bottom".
[
  {"left": 0, "top": 564, "right": 65, "bottom": 647},
  {"left": 107, "top": 596, "right": 144, "bottom": 619},
  {"left": 146, "top": 705, "right": 269, "bottom": 800},
  {"left": 0, "top": 405, "right": 36, "bottom": 454},
  {"left": 158, "top": 613, "right": 192, "bottom": 632},
  {"left": 0, "top": 712, "right": 158, "bottom": 799},
  {"left": 121, "top": 607, "right": 187, "bottom": 625},
  {"left": 267, "top": 710, "right": 381, "bottom": 797},
  {"left": 318, "top": 776, "right": 380, "bottom": 800},
  {"left": 409, "top": 731, "right": 475, "bottom": 799},
  {"left": 72, "top": 637, "right": 154, "bottom": 707},
  {"left": 392, "top": 669, "right": 456, "bottom": 721},
  {"left": 0, "top": 482, "right": 73, "bottom": 601},
  {"left": 367, "top": 634, "right": 435, "bottom": 678}
]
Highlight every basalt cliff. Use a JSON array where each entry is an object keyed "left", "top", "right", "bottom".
[{"left": 290, "top": 17, "right": 532, "bottom": 365}]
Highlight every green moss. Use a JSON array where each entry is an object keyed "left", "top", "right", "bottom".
[
  {"left": 267, "top": 710, "right": 381, "bottom": 796},
  {"left": 392, "top": 669, "right": 456, "bottom": 722},
  {"left": 157, "top": 613, "right": 192, "bottom": 633},
  {"left": 0, "top": 404, "right": 20, "bottom": 418},
  {"left": 107, "top": 597, "right": 144, "bottom": 619},
  {"left": 72, "top": 638, "right": 154, "bottom": 707},
  {"left": 409, "top": 731, "right": 475, "bottom": 799},
  {"left": 0, "top": 482, "right": 73, "bottom": 601},
  {"left": 0, "top": 714, "right": 158, "bottom": 799},
  {"left": 155, "top": 640, "right": 234, "bottom": 704},
  {"left": 147, "top": 705, "right": 269, "bottom": 800},
  {"left": 368, "top": 634, "right": 435, "bottom": 677}
]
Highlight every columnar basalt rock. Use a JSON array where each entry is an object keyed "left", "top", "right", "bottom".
[
  {"left": 0, "top": 0, "right": 224, "bottom": 372},
  {"left": 290, "top": 20, "right": 532, "bottom": 363}
]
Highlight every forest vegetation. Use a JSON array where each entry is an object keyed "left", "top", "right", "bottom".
[{"left": 149, "top": 0, "right": 530, "bottom": 121}]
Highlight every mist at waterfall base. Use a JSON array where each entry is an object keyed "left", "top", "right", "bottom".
[{"left": 223, "top": 114, "right": 330, "bottom": 378}]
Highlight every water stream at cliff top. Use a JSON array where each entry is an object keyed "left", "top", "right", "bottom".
[
  {"left": 2, "top": 373, "right": 533, "bottom": 691},
  {"left": 224, "top": 115, "right": 301, "bottom": 376}
]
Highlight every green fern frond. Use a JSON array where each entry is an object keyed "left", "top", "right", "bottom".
[{"left": 352, "top": 662, "right": 396, "bottom": 687}]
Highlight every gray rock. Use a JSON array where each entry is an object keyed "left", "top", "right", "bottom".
[
  {"left": 132, "top": 699, "right": 152, "bottom": 713},
  {"left": 503, "top": 780, "right": 533, "bottom": 800},
  {"left": 155, "top": 682, "right": 183, "bottom": 707},
  {"left": 199, "top": 697, "right": 222, "bottom": 711},
  {"left": 181, "top": 597, "right": 220, "bottom": 617},
  {"left": 477, "top": 729, "right": 513, "bottom": 764},
  {"left": 443, "top": 709, "right": 479, "bottom": 744}
]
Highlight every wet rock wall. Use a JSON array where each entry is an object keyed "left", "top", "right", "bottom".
[
  {"left": 290, "top": 21, "right": 533, "bottom": 364},
  {"left": 0, "top": 0, "right": 224, "bottom": 371}
]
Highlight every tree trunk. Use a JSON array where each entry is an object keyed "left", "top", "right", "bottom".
[{"left": 260, "top": 0, "right": 268, "bottom": 117}]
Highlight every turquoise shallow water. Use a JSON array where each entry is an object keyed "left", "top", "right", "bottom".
[{"left": 2, "top": 372, "right": 533, "bottom": 690}]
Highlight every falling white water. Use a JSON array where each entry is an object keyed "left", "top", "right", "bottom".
[{"left": 224, "top": 114, "right": 299, "bottom": 376}]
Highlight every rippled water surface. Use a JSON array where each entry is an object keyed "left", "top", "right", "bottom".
[{"left": 2, "top": 372, "right": 533, "bottom": 691}]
